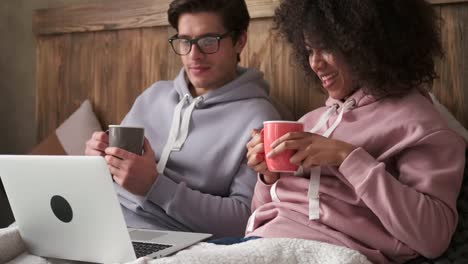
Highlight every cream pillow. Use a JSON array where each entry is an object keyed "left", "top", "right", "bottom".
[{"left": 30, "top": 100, "right": 102, "bottom": 155}]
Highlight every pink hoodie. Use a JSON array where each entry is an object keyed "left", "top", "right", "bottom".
[{"left": 245, "top": 89, "right": 466, "bottom": 263}]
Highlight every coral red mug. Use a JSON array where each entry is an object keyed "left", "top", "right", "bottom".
[{"left": 262, "top": 121, "right": 304, "bottom": 173}]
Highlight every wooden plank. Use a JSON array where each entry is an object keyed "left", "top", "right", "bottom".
[
  {"left": 245, "top": 19, "right": 273, "bottom": 91},
  {"left": 31, "top": 0, "right": 468, "bottom": 35},
  {"left": 270, "top": 32, "right": 296, "bottom": 118},
  {"left": 114, "top": 29, "right": 144, "bottom": 123},
  {"left": 433, "top": 4, "right": 468, "bottom": 127},
  {"left": 245, "top": 0, "right": 280, "bottom": 19},
  {"left": 33, "top": 0, "right": 282, "bottom": 35},
  {"left": 92, "top": 30, "right": 119, "bottom": 127},
  {"left": 93, "top": 29, "right": 143, "bottom": 127},
  {"left": 33, "top": 0, "right": 171, "bottom": 35},
  {"left": 428, "top": 0, "right": 468, "bottom": 5},
  {"left": 141, "top": 27, "right": 170, "bottom": 89},
  {"left": 35, "top": 34, "right": 71, "bottom": 141},
  {"left": 59, "top": 32, "right": 96, "bottom": 123},
  {"left": 36, "top": 36, "right": 57, "bottom": 141},
  {"left": 33, "top": 1, "right": 468, "bottom": 140}
]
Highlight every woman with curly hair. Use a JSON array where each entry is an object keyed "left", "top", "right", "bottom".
[{"left": 245, "top": 0, "right": 466, "bottom": 263}]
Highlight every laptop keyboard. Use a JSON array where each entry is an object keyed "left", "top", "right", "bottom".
[{"left": 132, "top": 241, "right": 172, "bottom": 258}]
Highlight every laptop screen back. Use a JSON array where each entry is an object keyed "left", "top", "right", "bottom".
[{"left": 0, "top": 155, "right": 136, "bottom": 263}]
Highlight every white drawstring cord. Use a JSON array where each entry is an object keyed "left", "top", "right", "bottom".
[
  {"left": 307, "top": 166, "right": 321, "bottom": 220},
  {"left": 322, "top": 99, "right": 356, "bottom": 138},
  {"left": 157, "top": 94, "right": 193, "bottom": 175},
  {"left": 270, "top": 181, "right": 281, "bottom": 203},
  {"left": 307, "top": 98, "right": 356, "bottom": 219},
  {"left": 173, "top": 97, "right": 203, "bottom": 151},
  {"left": 246, "top": 210, "right": 257, "bottom": 233},
  {"left": 309, "top": 104, "right": 338, "bottom": 133}
]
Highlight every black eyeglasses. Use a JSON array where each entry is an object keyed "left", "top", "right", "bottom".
[{"left": 168, "top": 32, "right": 232, "bottom": 56}]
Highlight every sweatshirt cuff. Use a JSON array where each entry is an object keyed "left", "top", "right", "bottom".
[
  {"left": 339, "top": 147, "right": 379, "bottom": 195},
  {"left": 253, "top": 173, "right": 274, "bottom": 203},
  {"left": 145, "top": 174, "right": 178, "bottom": 210}
]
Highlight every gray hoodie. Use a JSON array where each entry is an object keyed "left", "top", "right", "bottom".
[{"left": 116, "top": 67, "right": 281, "bottom": 237}]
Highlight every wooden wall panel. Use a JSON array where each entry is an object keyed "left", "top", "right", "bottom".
[
  {"left": 36, "top": 34, "right": 71, "bottom": 140},
  {"left": 33, "top": 0, "right": 283, "bottom": 35},
  {"left": 32, "top": 0, "right": 467, "bottom": 35},
  {"left": 141, "top": 27, "right": 171, "bottom": 89},
  {"left": 92, "top": 30, "right": 119, "bottom": 127},
  {"left": 92, "top": 29, "right": 145, "bottom": 127},
  {"left": 60, "top": 33, "right": 95, "bottom": 122},
  {"left": 434, "top": 4, "right": 468, "bottom": 127},
  {"left": 244, "top": 19, "right": 273, "bottom": 87},
  {"left": 34, "top": 1, "right": 468, "bottom": 140},
  {"left": 270, "top": 34, "right": 296, "bottom": 118},
  {"left": 33, "top": 0, "right": 172, "bottom": 35},
  {"left": 114, "top": 29, "right": 144, "bottom": 122},
  {"left": 429, "top": 0, "right": 468, "bottom": 4}
]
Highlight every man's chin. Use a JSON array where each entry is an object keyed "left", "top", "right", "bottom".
[
  {"left": 188, "top": 77, "right": 214, "bottom": 88},
  {"left": 187, "top": 80, "right": 216, "bottom": 93}
]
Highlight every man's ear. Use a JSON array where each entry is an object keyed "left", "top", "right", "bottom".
[{"left": 235, "top": 31, "right": 248, "bottom": 53}]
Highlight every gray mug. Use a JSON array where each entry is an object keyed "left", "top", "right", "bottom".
[{"left": 108, "top": 125, "right": 145, "bottom": 155}]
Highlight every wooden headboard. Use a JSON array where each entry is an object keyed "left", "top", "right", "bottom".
[{"left": 33, "top": 0, "right": 468, "bottom": 142}]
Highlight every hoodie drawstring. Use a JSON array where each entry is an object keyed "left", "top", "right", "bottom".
[
  {"left": 157, "top": 95, "right": 203, "bottom": 175},
  {"left": 322, "top": 100, "right": 355, "bottom": 138},
  {"left": 309, "top": 104, "right": 339, "bottom": 133},
  {"left": 307, "top": 99, "right": 356, "bottom": 219},
  {"left": 173, "top": 96, "right": 203, "bottom": 150}
]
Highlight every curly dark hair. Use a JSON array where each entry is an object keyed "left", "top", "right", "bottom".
[{"left": 273, "top": 0, "right": 443, "bottom": 97}]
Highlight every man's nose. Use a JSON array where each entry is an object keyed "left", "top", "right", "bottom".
[{"left": 188, "top": 43, "right": 204, "bottom": 59}]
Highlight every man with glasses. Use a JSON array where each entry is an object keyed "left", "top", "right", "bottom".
[{"left": 85, "top": 0, "right": 280, "bottom": 238}]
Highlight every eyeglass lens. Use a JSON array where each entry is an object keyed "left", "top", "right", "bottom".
[{"left": 172, "top": 36, "right": 219, "bottom": 55}]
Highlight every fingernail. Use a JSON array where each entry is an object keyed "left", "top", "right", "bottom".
[{"left": 266, "top": 152, "right": 273, "bottom": 158}]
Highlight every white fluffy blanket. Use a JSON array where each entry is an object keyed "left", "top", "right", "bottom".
[{"left": 0, "top": 226, "right": 371, "bottom": 264}]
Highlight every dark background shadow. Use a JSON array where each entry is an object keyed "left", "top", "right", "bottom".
[{"left": 0, "top": 179, "right": 14, "bottom": 227}]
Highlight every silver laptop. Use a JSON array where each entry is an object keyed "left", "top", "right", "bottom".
[{"left": 0, "top": 155, "right": 212, "bottom": 263}]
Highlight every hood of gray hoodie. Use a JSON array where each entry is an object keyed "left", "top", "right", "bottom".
[{"left": 173, "top": 66, "right": 271, "bottom": 106}]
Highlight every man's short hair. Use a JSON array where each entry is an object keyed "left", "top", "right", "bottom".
[{"left": 168, "top": 0, "right": 250, "bottom": 43}]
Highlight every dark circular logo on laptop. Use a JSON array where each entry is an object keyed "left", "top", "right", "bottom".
[{"left": 50, "top": 195, "right": 73, "bottom": 223}]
